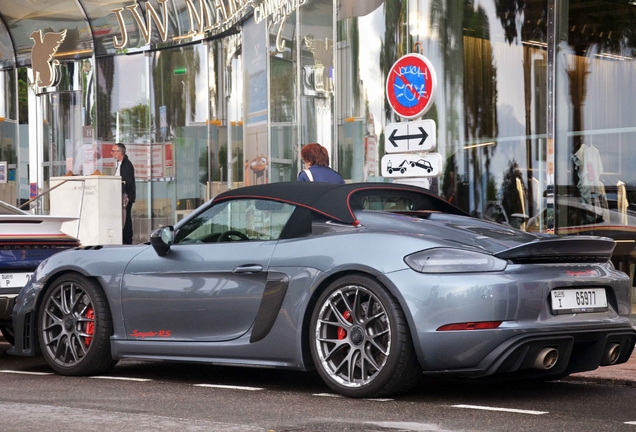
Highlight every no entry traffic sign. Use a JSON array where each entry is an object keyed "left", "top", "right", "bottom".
[{"left": 386, "top": 53, "right": 437, "bottom": 119}]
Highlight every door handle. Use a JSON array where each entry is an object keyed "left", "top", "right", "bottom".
[{"left": 232, "top": 265, "right": 263, "bottom": 274}]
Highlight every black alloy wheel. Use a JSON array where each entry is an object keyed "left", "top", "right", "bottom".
[
  {"left": 38, "top": 273, "right": 117, "bottom": 375},
  {"left": 309, "top": 274, "right": 422, "bottom": 398}
]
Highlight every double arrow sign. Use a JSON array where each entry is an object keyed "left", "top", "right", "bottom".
[
  {"left": 385, "top": 119, "right": 436, "bottom": 154},
  {"left": 381, "top": 119, "right": 440, "bottom": 178}
]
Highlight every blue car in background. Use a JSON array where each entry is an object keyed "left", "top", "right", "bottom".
[{"left": 0, "top": 200, "right": 79, "bottom": 344}]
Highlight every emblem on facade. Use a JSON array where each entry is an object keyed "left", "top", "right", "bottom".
[{"left": 30, "top": 29, "right": 67, "bottom": 89}]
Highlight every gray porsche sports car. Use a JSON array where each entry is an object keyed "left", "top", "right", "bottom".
[{"left": 9, "top": 182, "right": 636, "bottom": 398}]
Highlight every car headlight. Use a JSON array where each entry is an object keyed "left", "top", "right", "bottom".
[{"left": 404, "top": 248, "right": 507, "bottom": 273}]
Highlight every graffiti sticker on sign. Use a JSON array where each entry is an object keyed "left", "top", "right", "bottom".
[{"left": 386, "top": 53, "right": 437, "bottom": 119}]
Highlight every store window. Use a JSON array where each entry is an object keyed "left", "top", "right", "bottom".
[
  {"left": 243, "top": 18, "right": 268, "bottom": 185},
  {"left": 555, "top": 1, "right": 636, "bottom": 276},
  {"left": 96, "top": 53, "right": 150, "bottom": 243},
  {"left": 269, "top": 9, "right": 298, "bottom": 183},
  {"left": 406, "top": 0, "right": 548, "bottom": 223},
  {"left": 300, "top": 0, "right": 335, "bottom": 171},
  {"left": 338, "top": 0, "right": 548, "bottom": 208},
  {"left": 0, "top": 69, "right": 17, "bottom": 204},
  {"left": 150, "top": 45, "right": 209, "bottom": 228},
  {"left": 337, "top": 1, "right": 403, "bottom": 182}
]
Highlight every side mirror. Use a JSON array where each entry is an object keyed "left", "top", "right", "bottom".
[{"left": 150, "top": 226, "right": 174, "bottom": 257}]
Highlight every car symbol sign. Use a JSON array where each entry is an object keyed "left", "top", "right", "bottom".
[{"left": 381, "top": 153, "right": 442, "bottom": 178}]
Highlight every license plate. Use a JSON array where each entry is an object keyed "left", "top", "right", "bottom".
[
  {"left": 0, "top": 273, "right": 32, "bottom": 289},
  {"left": 550, "top": 288, "right": 608, "bottom": 314}
]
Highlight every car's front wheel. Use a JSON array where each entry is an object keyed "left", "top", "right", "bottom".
[
  {"left": 309, "top": 274, "right": 422, "bottom": 398},
  {"left": 38, "top": 273, "right": 117, "bottom": 375}
]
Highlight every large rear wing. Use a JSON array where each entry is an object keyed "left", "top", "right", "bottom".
[{"left": 494, "top": 236, "right": 615, "bottom": 264}]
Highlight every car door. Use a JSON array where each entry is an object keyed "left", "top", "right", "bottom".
[{"left": 121, "top": 198, "right": 296, "bottom": 342}]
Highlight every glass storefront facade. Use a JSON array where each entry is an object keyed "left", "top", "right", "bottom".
[{"left": 0, "top": 0, "right": 635, "bottom": 282}]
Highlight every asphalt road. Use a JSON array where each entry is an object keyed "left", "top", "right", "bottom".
[{"left": 2, "top": 337, "right": 636, "bottom": 432}]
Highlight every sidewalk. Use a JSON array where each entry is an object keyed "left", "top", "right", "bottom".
[{"left": 568, "top": 349, "right": 636, "bottom": 384}]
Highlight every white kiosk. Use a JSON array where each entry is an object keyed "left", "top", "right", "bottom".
[{"left": 50, "top": 175, "right": 123, "bottom": 245}]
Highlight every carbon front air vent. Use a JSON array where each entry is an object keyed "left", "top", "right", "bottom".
[{"left": 80, "top": 245, "right": 104, "bottom": 250}]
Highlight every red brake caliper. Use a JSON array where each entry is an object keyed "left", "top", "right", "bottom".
[
  {"left": 85, "top": 308, "right": 95, "bottom": 347},
  {"left": 337, "top": 310, "right": 352, "bottom": 340}
]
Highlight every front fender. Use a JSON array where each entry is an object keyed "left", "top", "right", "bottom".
[{"left": 10, "top": 245, "right": 150, "bottom": 356}]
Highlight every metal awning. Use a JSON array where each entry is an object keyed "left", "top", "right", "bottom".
[{"left": 0, "top": 0, "right": 255, "bottom": 70}]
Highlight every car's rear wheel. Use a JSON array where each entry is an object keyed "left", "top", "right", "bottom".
[
  {"left": 0, "top": 325, "right": 14, "bottom": 345},
  {"left": 38, "top": 273, "right": 117, "bottom": 375},
  {"left": 310, "top": 274, "right": 422, "bottom": 398}
]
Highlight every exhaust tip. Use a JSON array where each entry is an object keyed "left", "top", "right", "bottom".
[
  {"left": 601, "top": 343, "right": 621, "bottom": 366},
  {"left": 532, "top": 347, "right": 559, "bottom": 370}
]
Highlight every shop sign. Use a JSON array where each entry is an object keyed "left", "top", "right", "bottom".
[
  {"left": 385, "top": 120, "right": 436, "bottom": 154},
  {"left": 111, "top": 0, "right": 310, "bottom": 50},
  {"left": 386, "top": 53, "right": 437, "bottom": 119},
  {"left": 111, "top": 0, "right": 252, "bottom": 49},
  {"left": 380, "top": 153, "right": 442, "bottom": 178},
  {"left": 253, "top": 0, "right": 308, "bottom": 24}
]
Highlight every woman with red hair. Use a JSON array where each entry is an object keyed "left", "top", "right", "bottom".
[{"left": 297, "top": 143, "right": 345, "bottom": 184}]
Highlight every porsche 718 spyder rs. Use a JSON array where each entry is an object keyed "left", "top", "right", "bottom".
[{"left": 9, "top": 182, "right": 636, "bottom": 398}]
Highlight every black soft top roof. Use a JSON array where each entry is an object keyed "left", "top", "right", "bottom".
[{"left": 213, "top": 182, "right": 467, "bottom": 225}]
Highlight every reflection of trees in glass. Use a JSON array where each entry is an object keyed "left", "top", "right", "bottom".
[
  {"left": 96, "top": 56, "right": 115, "bottom": 140},
  {"left": 463, "top": 2, "right": 498, "bottom": 213},
  {"left": 18, "top": 69, "right": 28, "bottom": 124},
  {"left": 428, "top": 0, "right": 463, "bottom": 204},
  {"left": 337, "top": 17, "right": 361, "bottom": 112},
  {"left": 199, "top": 151, "right": 208, "bottom": 185},
  {"left": 111, "top": 104, "right": 153, "bottom": 141},
  {"left": 350, "top": 18, "right": 360, "bottom": 109},
  {"left": 562, "top": 3, "right": 636, "bottom": 157},
  {"left": 270, "top": 56, "right": 294, "bottom": 123},
  {"left": 152, "top": 47, "right": 200, "bottom": 140},
  {"left": 380, "top": 0, "right": 407, "bottom": 127},
  {"left": 217, "top": 145, "right": 227, "bottom": 182},
  {"left": 494, "top": 0, "right": 546, "bottom": 217}
]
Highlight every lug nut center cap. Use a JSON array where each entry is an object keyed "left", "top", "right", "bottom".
[
  {"left": 350, "top": 326, "right": 364, "bottom": 345},
  {"left": 64, "top": 317, "right": 74, "bottom": 331}
]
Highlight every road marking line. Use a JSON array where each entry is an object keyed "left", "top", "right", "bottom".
[
  {"left": 89, "top": 376, "right": 152, "bottom": 382},
  {"left": 452, "top": 404, "right": 548, "bottom": 415},
  {"left": 313, "top": 393, "right": 342, "bottom": 398},
  {"left": 366, "top": 398, "right": 394, "bottom": 402},
  {"left": 625, "top": 421, "right": 636, "bottom": 425},
  {"left": 0, "top": 370, "right": 53, "bottom": 376},
  {"left": 193, "top": 384, "right": 264, "bottom": 391}
]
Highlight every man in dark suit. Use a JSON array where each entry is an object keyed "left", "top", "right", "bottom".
[{"left": 113, "top": 143, "right": 136, "bottom": 244}]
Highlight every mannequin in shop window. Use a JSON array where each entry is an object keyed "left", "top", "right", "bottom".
[{"left": 572, "top": 138, "right": 609, "bottom": 222}]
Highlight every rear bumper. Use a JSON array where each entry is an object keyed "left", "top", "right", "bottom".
[{"left": 420, "top": 327, "right": 636, "bottom": 378}]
